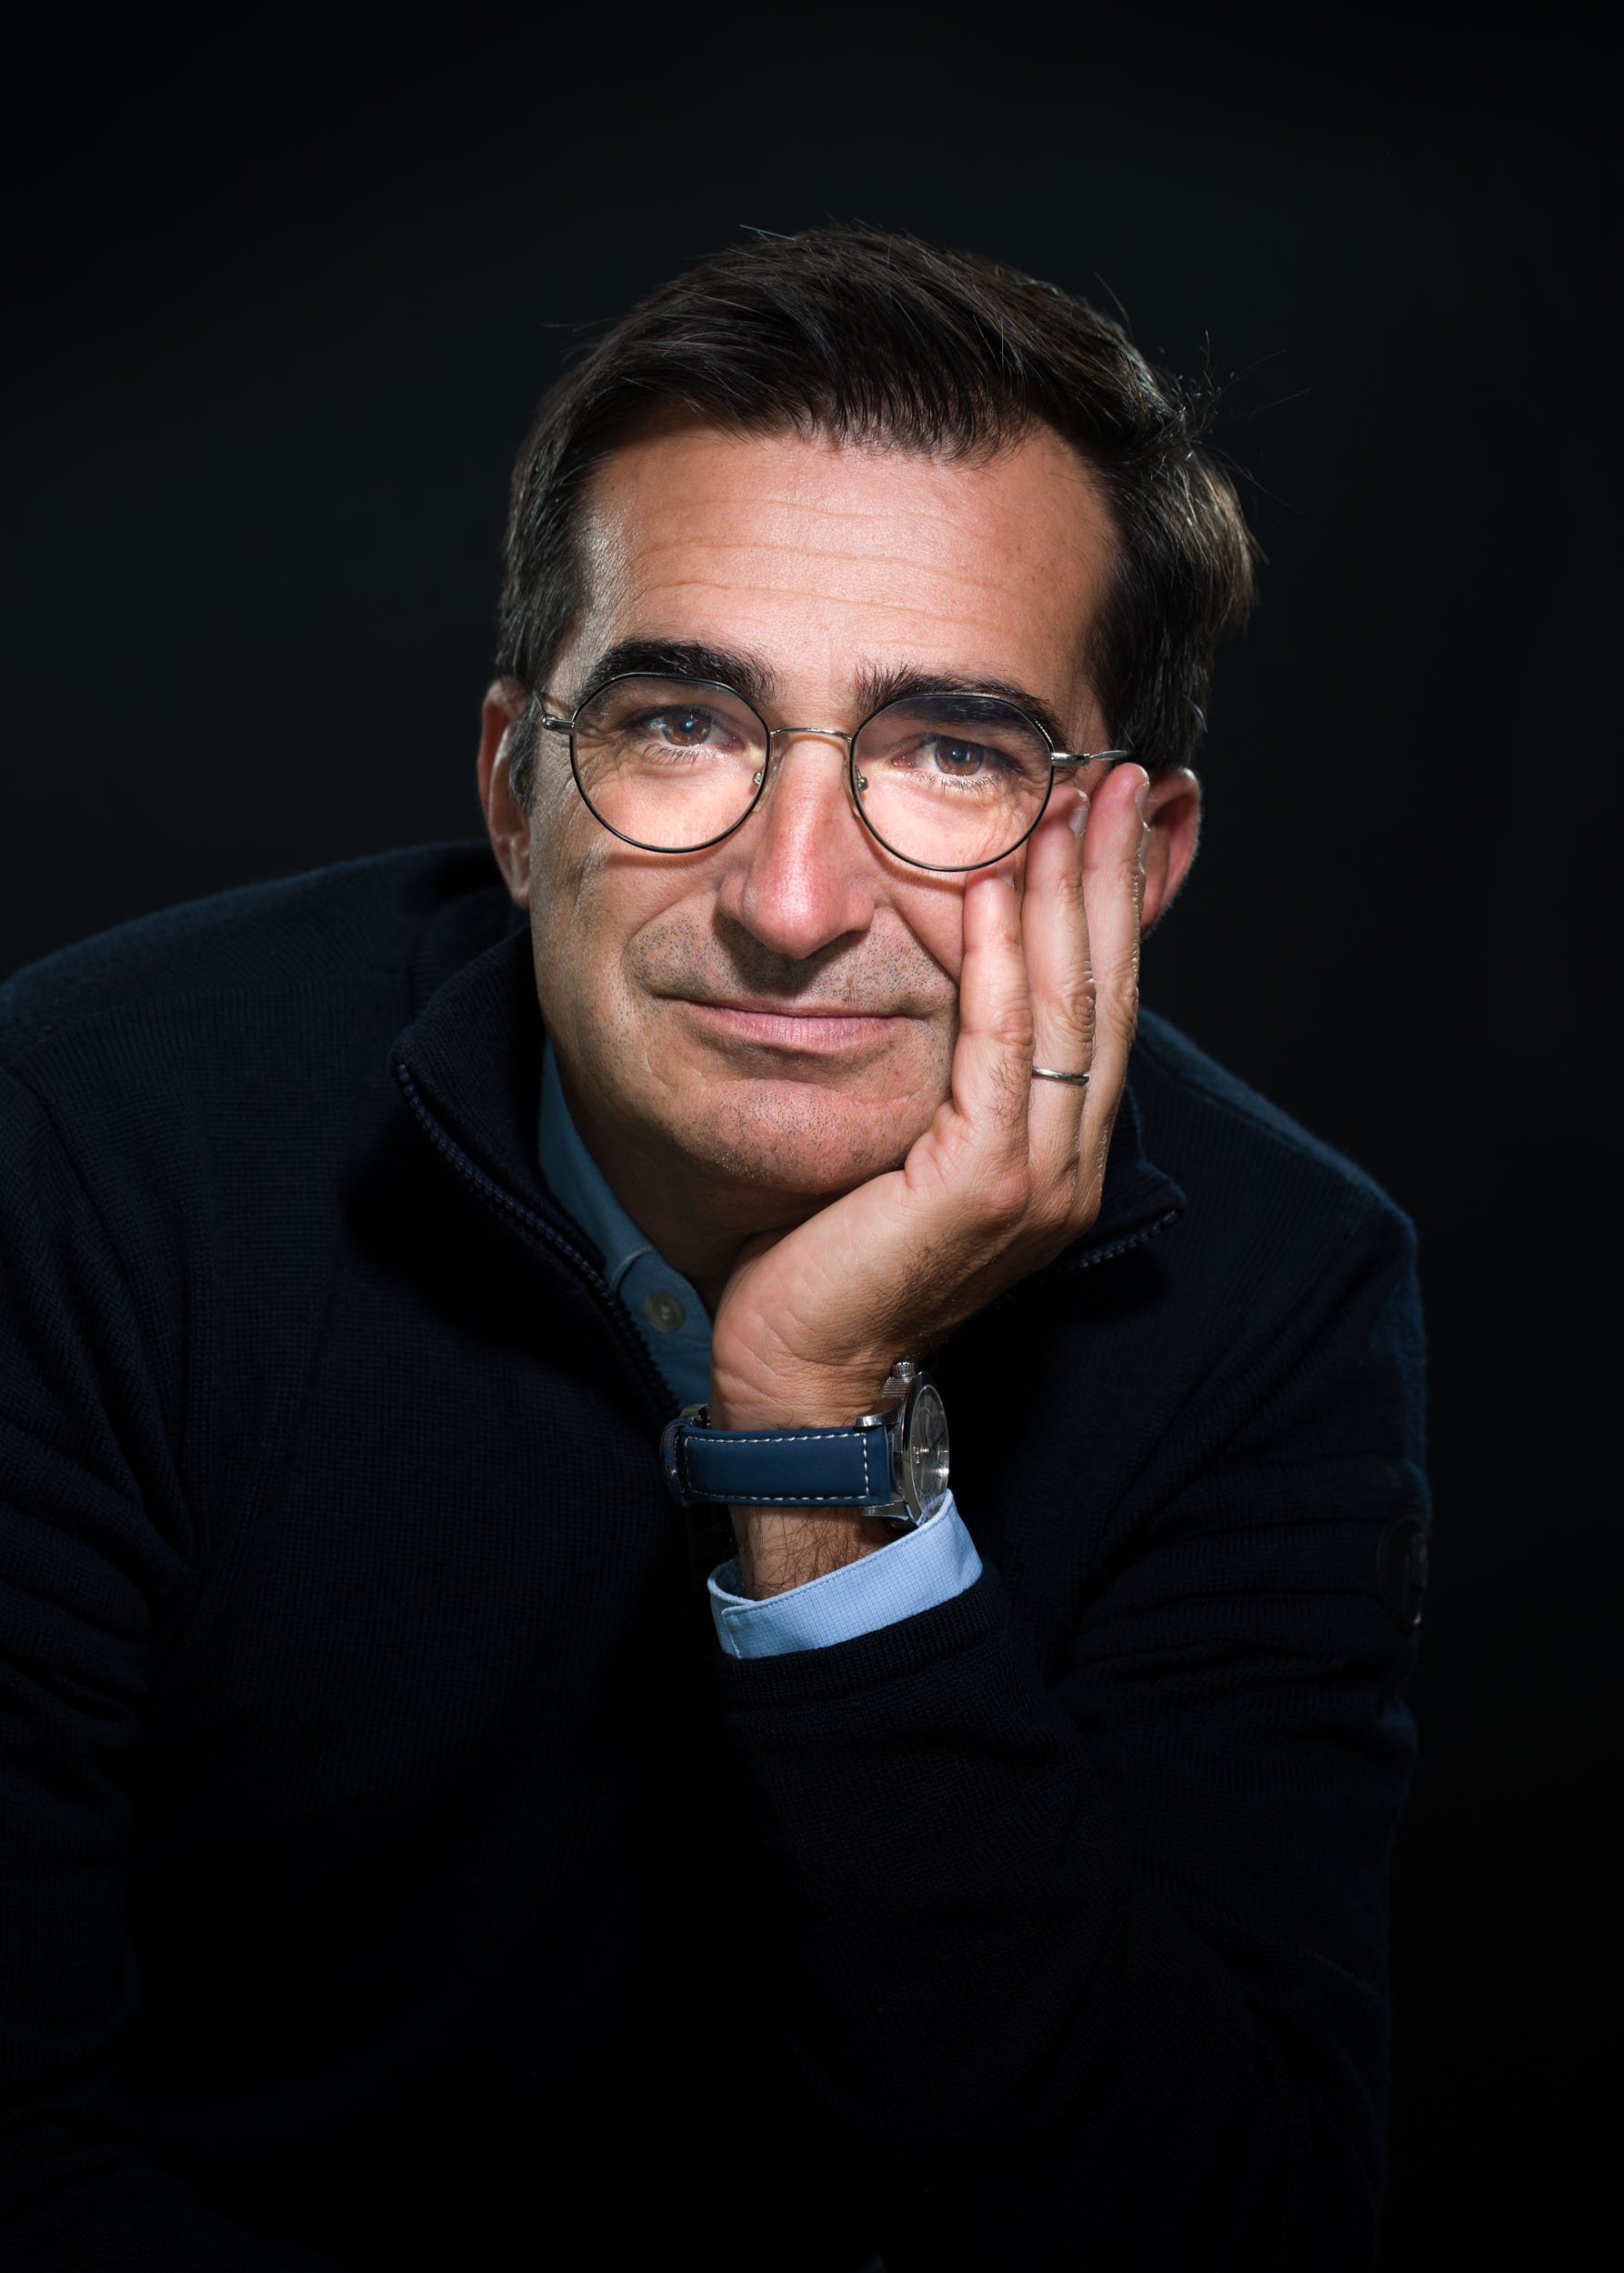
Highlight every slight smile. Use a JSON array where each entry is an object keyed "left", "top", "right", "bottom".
[{"left": 676, "top": 998, "right": 911, "bottom": 1055}]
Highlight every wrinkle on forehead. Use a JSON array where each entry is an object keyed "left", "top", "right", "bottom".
[
  {"left": 586, "top": 425, "right": 1108, "bottom": 586},
  {"left": 624, "top": 569, "right": 1036, "bottom": 641}
]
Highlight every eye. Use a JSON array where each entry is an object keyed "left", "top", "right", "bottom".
[
  {"left": 919, "top": 735, "right": 1003, "bottom": 778},
  {"left": 640, "top": 705, "right": 731, "bottom": 748}
]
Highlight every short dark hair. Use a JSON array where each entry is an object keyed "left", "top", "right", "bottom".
[{"left": 496, "top": 226, "right": 1259, "bottom": 806}]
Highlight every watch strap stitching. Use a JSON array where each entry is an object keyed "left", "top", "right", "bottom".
[
  {"left": 672, "top": 1417, "right": 895, "bottom": 1507},
  {"left": 687, "top": 1427, "right": 877, "bottom": 1446}
]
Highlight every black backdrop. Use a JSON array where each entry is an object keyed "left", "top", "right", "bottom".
[{"left": 5, "top": 6, "right": 1614, "bottom": 2262}]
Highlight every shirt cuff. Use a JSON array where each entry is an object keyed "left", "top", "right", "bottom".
[{"left": 707, "top": 1490, "right": 982, "bottom": 1659}]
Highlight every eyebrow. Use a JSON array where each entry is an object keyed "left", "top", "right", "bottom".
[
  {"left": 566, "top": 639, "right": 778, "bottom": 714},
  {"left": 564, "top": 637, "right": 1078, "bottom": 753},
  {"left": 853, "top": 664, "right": 1073, "bottom": 754}
]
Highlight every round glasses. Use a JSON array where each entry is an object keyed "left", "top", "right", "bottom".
[{"left": 537, "top": 674, "right": 1130, "bottom": 874}]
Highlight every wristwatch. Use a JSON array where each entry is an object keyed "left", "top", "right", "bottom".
[{"left": 660, "top": 1360, "right": 949, "bottom": 1531}]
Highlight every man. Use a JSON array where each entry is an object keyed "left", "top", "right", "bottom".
[{"left": 0, "top": 230, "right": 1429, "bottom": 2271}]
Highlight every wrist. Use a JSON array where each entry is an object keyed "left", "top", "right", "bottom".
[
  {"left": 707, "top": 1365, "right": 903, "bottom": 1597},
  {"left": 732, "top": 1507, "right": 896, "bottom": 1599},
  {"left": 707, "top": 1360, "right": 894, "bottom": 1435},
  {"left": 663, "top": 1363, "right": 948, "bottom": 1577}
]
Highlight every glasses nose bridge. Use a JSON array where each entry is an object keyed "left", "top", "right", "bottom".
[
  {"left": 765, "top": 721, "right": 857, "bottom": 757},
  {"left": 753, "top": 721, "right": 866, "bottom": 816}
]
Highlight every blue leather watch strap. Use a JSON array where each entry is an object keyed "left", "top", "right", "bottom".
[{"left": 663, "top": 1415, "right": 894, "bottom": 1507}]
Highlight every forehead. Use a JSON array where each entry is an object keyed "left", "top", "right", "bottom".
[{"left": 569, "top": 418, "right": 1116, "bottom": 707}]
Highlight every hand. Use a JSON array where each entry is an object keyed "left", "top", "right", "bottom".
[{"left": 708, "top": 761, "right": 1152, "bottom": 1597}]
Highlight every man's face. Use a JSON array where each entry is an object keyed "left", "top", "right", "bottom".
[{"left": 511, "top": 418, "right": 1118, "bottom": 1236}]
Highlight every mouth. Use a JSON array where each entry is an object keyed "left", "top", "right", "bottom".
[{"left": 674, "top": 996, "right": 912, "bottom": 1056}]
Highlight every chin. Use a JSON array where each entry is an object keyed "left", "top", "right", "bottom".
[{"left": 666, "top": 1077, "right": 925, "bottom": 1201}]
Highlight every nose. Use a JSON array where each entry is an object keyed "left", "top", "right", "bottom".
[{"left": 713, "top": 728, "right": 878, "bottom": 961}]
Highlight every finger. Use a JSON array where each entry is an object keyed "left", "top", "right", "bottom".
[
  {"left": 1021, "top": 781, "right": 1096, "bottom": 1183},
  {"left": 946, "top": 864, "right": 1035, "bottom": 1163},
  {"left": 1073, "top": 762, "right": 1149, "bottom": 1197}
]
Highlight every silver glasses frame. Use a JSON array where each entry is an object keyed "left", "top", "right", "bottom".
[{"left": 537, "top": 674, "right": 1132, "bottom": 874}]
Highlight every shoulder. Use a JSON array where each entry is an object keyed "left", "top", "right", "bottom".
[
  {"left": 1130, "top": 1006, "right": 1416, "bottom": 1269},
  {"left": 0, "top": 842, "right": 503, "bottom": 1075},
  {"left": 0, "top": 842, "right": 512, "bottom": 1233}
]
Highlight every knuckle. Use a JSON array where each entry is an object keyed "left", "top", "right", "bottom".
[
  {"left": 979, "top": 1161, "right": 1031, "bottom": 1229},
  {"left": 1055, "top": 859, "right": 1088, "bottom": 909},
  {"left": 990, "top": 1002, "right": 1036, "bottom": 1056},
  {"left": 1056, "top": 975, "right": 1098, "bottom": 1050},
  {"left": 1031, "top": 1182, "right": 1075, "bottom": 1240}
]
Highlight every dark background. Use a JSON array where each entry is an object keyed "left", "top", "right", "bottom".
[{"left": 5, "top": 5, "right": 1614, "bottom": 2260}]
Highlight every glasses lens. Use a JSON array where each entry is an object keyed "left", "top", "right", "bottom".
[
  {"left": 853, "top": 695, "right": 1054, "bottom": 869},
  {"left": 570, "top": 676, "right": 767, "bottom": 850}
]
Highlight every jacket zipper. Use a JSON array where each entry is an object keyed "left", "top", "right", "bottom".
[{"left": 393, "top": 1062, "right": 677, "bottom": 1429}]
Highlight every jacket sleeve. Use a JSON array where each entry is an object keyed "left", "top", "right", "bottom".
[
  {"left": 0, "top": 1067, "right": 344, "bottom": 2271},
  {"left": 707, "top": 1202, "right": 1429, "bottom": 2273}
]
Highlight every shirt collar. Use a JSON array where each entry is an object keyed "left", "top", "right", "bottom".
[
  {"left": 539, "top": 1037, "right": 657, "bottom": 1298},
  {"left": 537, "top": 1039, "right": 714, "bottom": 1409}
]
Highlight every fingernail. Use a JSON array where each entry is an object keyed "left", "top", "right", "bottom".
[{"left": 1068, "top": 792, "right": 1090, "bottom": 837}]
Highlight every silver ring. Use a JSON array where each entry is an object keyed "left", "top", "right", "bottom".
[{"left": 1031, "top": 1066, "right": 1090, "bottom": 1086}]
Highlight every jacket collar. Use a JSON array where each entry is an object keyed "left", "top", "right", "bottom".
[{"left": 390, "top": 885, "right": 1187, "bottom": 1272}]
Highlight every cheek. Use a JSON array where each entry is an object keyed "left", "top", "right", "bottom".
[
  {"left": 526, "top": 802, "right": 608, "bottom": 998},
  {"left": 891, "top": 875, "right": 973, "bottom": 987},
  {"left": 527, "top": 809, "right": 691, "bottom": 1004}
]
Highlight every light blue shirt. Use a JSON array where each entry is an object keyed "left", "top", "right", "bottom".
[{"left": 538, "top": 1041, "right": 981, "bottom": 1657}]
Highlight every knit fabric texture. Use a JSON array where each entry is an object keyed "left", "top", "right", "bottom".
[{"left": 0, "top": 845, "right": 1429, "bottom": 2272}]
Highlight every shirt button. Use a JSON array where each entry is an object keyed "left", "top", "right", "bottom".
[{"left": 644, "top": 1289, "right": 686, "bottom": 1334}]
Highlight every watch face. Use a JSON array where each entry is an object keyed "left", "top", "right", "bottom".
[{"left": 906, "top": 1380, "right": 950, "bottom": 1514}]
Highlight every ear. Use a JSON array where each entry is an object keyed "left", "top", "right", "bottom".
[
  {"left": 1139, "top": 767, "right": 1201, "bottom": 936},
  {"left": 477, "top": 677, "right": 533, "bottom": 907}
]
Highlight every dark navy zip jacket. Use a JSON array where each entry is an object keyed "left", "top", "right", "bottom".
[{"left": 0, "top": 844, "right": 1430, "bottom": 2272}]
